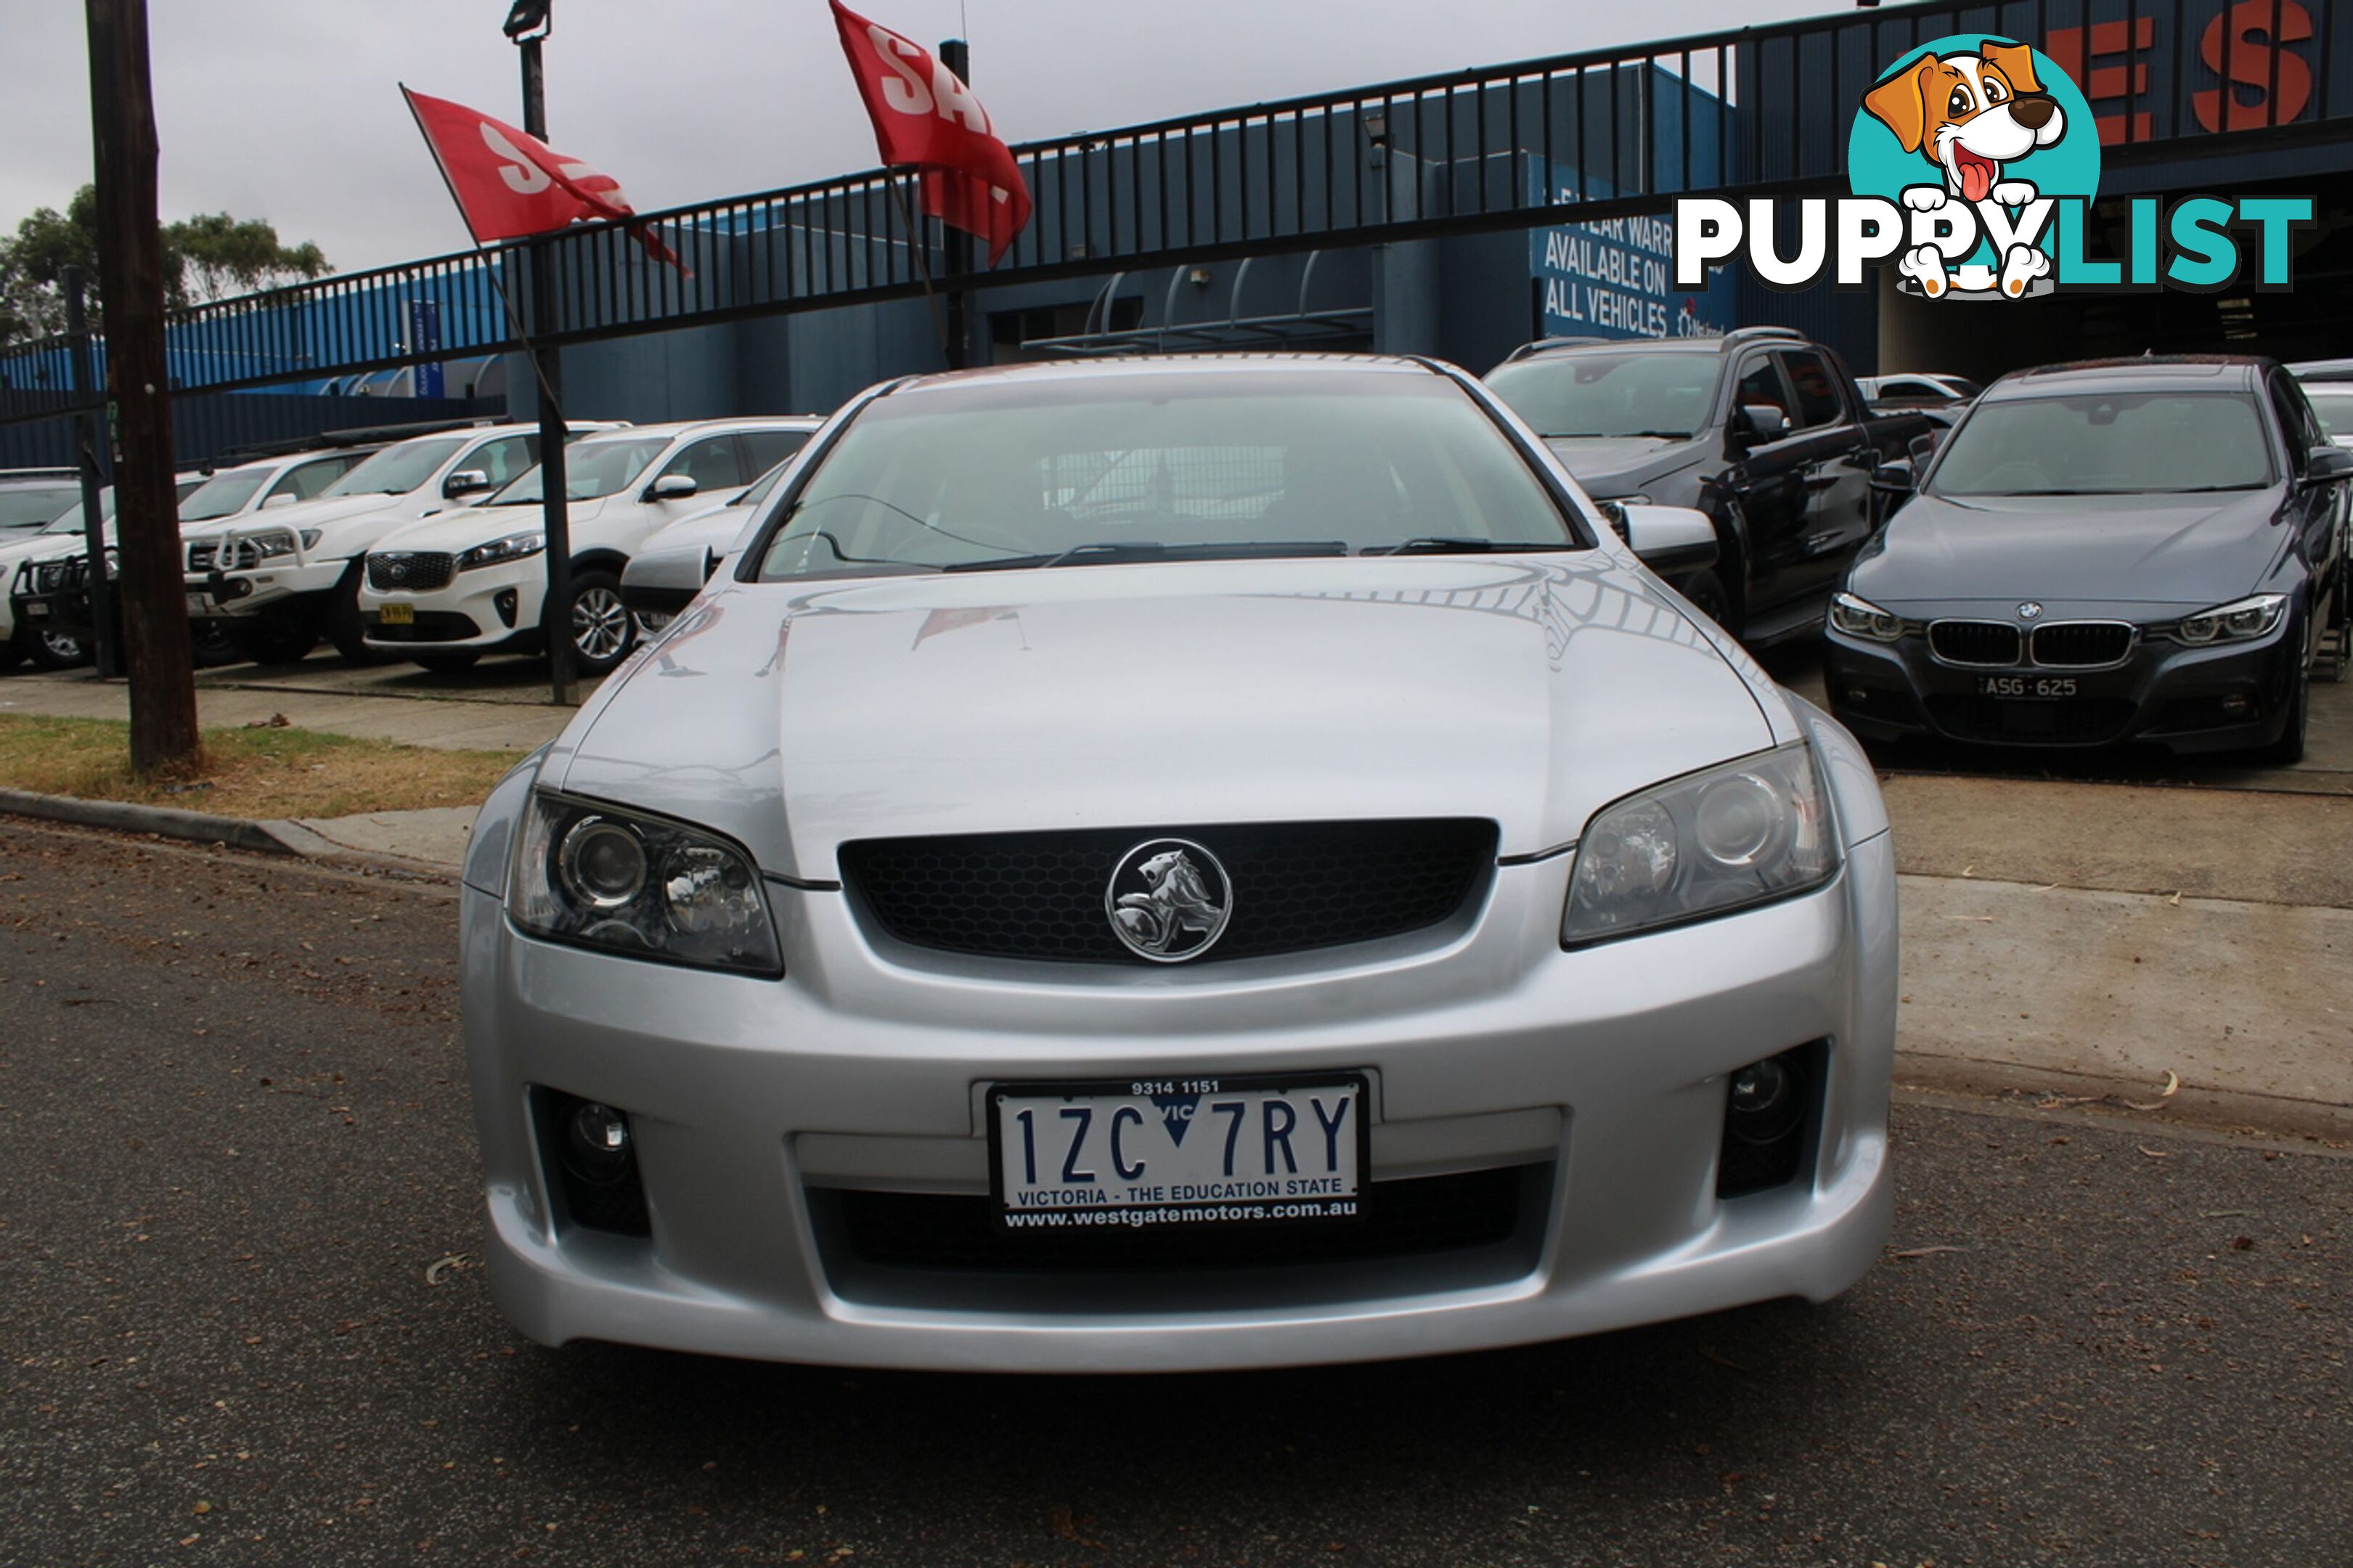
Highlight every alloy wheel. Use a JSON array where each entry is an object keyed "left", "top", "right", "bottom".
[{"left": 571, "top": 585, "right": 632, "bottom": 663}]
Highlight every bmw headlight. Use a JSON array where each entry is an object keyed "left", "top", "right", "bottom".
[
  {"left": 460, "top": 531, "right": 546, "bottom": 571},
  {"left": 510, "top": 792, "right": 782, "bottom": 975},
  {"left": 1562, "top": 743, "right": 1839, "bottom": 947},
  {"left": 1828, "top": 590, "right": 1907, "bottom": 643},
  {"left": 2157, "top": 593, "right": 2285, "bottom": 646}
]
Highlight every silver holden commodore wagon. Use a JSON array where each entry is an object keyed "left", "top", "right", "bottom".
[{"left": 458, "top": 355, "right": 1897, "bottom": 1373}]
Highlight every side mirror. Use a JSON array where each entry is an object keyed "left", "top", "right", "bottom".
[
  {"left": 619, "top": 545, "right": 714, "bottom": 617},
  {"left": 1869, "top": 460, "right": 1917, "bottom": 495},
  {"left": 2305, "top": 445, "right": 2353, "bottom": 486},
  {"left": 444, "top": 469, "right": 494, "bottom": 499},
  {"left": 1619, "top": 504, "right": 1718, "bottom": 574},
  {"left": 1907, "top": 430, "right": 1944, "bottom": 463},
  {"left": 646, "top": 473, "right": 699, "bottom": 502},
  {"left": 1731, "top": 404, "right": 1791, "bottom": 447},
  {"left": 261, "top": 492, "right": 298, "bottom": 510}
]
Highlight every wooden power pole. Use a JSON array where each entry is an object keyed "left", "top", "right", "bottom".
[{"left": 83, "top": 0, "right": 197, "bottom": 772}]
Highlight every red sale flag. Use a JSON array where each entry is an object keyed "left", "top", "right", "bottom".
[
  {"left": 400, "top": 86, "right": 684, "bottom": 270},
  {"left": 828, "top": 1, "right": 1032, "bottom": 266}
]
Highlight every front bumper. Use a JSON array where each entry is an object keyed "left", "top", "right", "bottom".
[
  {"left": 9, "top": 587, "right": 97, "bottom": 641},
  {"left": 462, "top": 829, "right": 1898, "bottom": 1372},
  {"left": 358, "top": 557, "right": 542, "bottom": 652},
  {"left": 187, "top": 557, "right": 348, "bottom": 619},
  {"left": 1823, "top": 620, "right": 2300, "bottom": 754}
]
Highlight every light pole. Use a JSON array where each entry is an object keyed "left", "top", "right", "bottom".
[{"left": 505, "top": 0, "right": 575, "bottom": 705}]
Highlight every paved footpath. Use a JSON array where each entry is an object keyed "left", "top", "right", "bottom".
[{"left": 0, "top": 666, "right": 574, "bottom": 753}]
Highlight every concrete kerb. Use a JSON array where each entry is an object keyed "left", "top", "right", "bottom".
[{"left": 0, "top": 788, "right": 460, "bottom": 881}]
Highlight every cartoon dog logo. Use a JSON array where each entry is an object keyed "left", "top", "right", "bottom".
[{"left": 1862, "top": 41, "right": 2067, "bottom": 299}]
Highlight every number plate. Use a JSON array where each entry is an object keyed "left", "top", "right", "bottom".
[
  {"left": 990, "top": 1074, "right": 1368, "bottom": 1230},
  {"left": 1978, "top": 674, "right": 2077, "bottom": 699},
  {"left": 22, "top": 600, "right": 47, "bottom": 617},
  {"left": 377, "top": 602, "right": 415, "bottom": 626}
]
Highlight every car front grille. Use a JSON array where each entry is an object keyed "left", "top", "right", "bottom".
[
  {"left": 2028, "top": 621, "right": 2134, "bottom": 667},
  {"left": 366, "top": 551, "right": 456, "bottom": 592},
  {"left": 817, "top": 1164, "right": 1539, "bottom": 1274},
  {"left": 839, "top": 818, "right": 1498, "bottom": 964},
  {"left": 1926, "top": 619, "right": 2022, "bottom": 666},
  {"left": 27, "top": 555, "right": 98, "bottom": 594},
  {"left": 1925, "top": 695, "right": 2137, "bottom": 745},
  {"left": 186, "top": 541, "right": 217, "bottom": 572}
]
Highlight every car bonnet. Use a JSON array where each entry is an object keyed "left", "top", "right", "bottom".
[{"left": 548, "top": 554, "right": 1781, "bottom": 881}]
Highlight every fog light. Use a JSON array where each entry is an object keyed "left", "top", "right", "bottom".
[
  {"left": 566, "top": 1101, "right": 633, "bottom": 1183},
  {"left": 1726, "top": 1059, "right": 1804, "bottom": 1146},
  {"left": 494, "top": 587, "right": 518, "bottom": 627},
  {"left": 1718, "top": 1043, "right": 1821, "bottom": 1198},
  {"left": 2221, "top": 695, "right": 2253, "bottom": 718},
  {"left": 1845, "top": 687, "right": 1869, "bottom": 704}
]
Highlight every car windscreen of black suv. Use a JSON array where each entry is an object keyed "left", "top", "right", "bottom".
[
  {"left": 1929, "top": 392, "right": 2275, "bottom": 497},
  {"left": 1484, "top": 352, "right": 1721, "bottom": 440}
]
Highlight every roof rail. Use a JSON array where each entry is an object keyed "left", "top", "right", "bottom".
[
  {"left": 1721, "top": 326, "right": 1803, "bottom": 346},
  {"left": 1498, "top": 335, "right": 1615, "bottom": 363}
]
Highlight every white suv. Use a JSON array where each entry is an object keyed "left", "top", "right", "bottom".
[
  {"left": 188, "top": 420, "right": 622, "bottom": 665},
  {"left": 7, "top": 450, "right": 370, "bottom": 671},
  {"left": 357, "top": 418, "right": 817, "bottom": 675}
]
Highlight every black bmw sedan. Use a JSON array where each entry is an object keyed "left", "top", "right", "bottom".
[{"left": 1824, "top": 357, "right": 2351, "bottom": 762}]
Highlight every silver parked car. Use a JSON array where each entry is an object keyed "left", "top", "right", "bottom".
[{"left": 461, "top": 355, "right": 1897, "bottom": 1373}]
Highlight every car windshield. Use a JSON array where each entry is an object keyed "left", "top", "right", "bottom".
[
  {"left": 178, "top": 467, "right": 272, "bottom": 520},
  {"left": 755, "top": 371, "right": 1581, "bottom": 580},
  {"left": 489, "top": 437, "right": 668, "bottom": 505},
  {"left": 1484, "top": 351, "right": 1720, "bottom": 440},
  {"left": 2307, "top": 387, "right": 2353, "bottom": 440},
  {"left": 1928, "top": 391, "right": 2276, "bottom": 497},
  {"left": 320, "top": 437, "right": 468, "bottom": 497},
  {"left": 43, "top": 488, "right": 113, "bottom": 534},
  {"left": 734, "top": 460, "right": 793, "bottom": 507},
  {"left": 0, "top": 483, "right": 81, "bottom": 531}
]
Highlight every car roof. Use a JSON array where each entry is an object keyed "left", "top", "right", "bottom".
[
  {"left": 887, "top": 354, "right": 1443, "bottom": 401},
  {"left": 571, "top": 416, "right": 823, "bottom": 443},
  {"left": 1493, "top": 328, "right": 1803, "bottom": 367},
  {"left": 1985, "top": 356, "right": 2268, "bottom": 400},
  {"left": 2288, "top": 357, "right": 2353, "bottom": 383}
]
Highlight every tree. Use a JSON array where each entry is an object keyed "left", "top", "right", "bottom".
[
  {"left": 167, "top": 211, "right": 331, "bottom": 303},
  {"left": 0, "top": 184, "right": 330, "bottom": 345}
]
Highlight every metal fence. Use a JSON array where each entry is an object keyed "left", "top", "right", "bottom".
[
  {"left": 0, "top": 392, "right": 508, "bottom": 473},
  {"left": 3, "top": 0, "right": 2344, "bottom": 421}
]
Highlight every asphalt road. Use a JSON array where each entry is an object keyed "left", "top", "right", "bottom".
[{"left": 2, "top": 822, "right": 2347, "bottom": 1568}]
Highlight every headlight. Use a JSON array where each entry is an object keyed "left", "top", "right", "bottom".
[
  {"left": 510, "top": 792, "right": 782, "bottom": 975},
  {"left": 1828, "top": 590, "right": 1906, "bottom": 642},
  {"left": 460, "top": 531, "right": 546, "bottom": 571},
  {"left": 1562, "top": 743, "right": 1840, "bottom": 947},
  {"left": 2157, "top": 593, "right": 2285, "bottom": 646}
]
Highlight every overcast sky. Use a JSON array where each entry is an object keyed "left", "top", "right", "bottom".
[{"left": 4, "top": 1, "right": 1833, "bottom": 274}]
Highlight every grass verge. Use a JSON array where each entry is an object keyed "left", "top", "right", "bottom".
[{"left": 0, "top": 713, "right": 517, "bottom": 820}]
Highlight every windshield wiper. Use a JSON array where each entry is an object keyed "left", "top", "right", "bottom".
[
  {"left": 942, "top": 539, "right": 1349, "bottom": 573},
  {"left": 1358, "top": 537, "right": 1578, "bottom": 556},
  {"left": 1543, "top": 430, "right": 1689, "bottom": 441}
]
